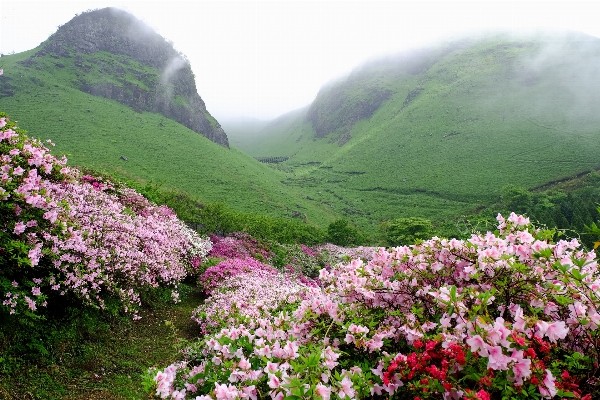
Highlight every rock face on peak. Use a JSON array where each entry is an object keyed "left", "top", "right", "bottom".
[{"left": 32, "top": 7, "right": 229, "bottom": 147}]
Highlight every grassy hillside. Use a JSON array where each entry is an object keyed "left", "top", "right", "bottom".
[
  {"left": 0, "top": 48, "right": 338, "bottom": 228},
  {"left": 231, "top": 31, "right": 600, "bottom": 232},
  {"left": 3, "top": 29, "right": 600, "bottom": 240}
]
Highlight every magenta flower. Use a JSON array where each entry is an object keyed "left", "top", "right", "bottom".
[{"left": 13, "top": 221, "right": 26, "bottom": 235}]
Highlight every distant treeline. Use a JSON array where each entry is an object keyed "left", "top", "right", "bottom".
[{"left": 255, "top": 156, "right": 289, "bottom": 164}]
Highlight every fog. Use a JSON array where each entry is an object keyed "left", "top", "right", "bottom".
[{"left": 1, "top": 1, "right": 600, "bottom": 121}]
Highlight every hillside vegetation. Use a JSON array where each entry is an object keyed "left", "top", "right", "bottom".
[
  {"left": 231, "top": 31, "right": 600, "bottom": 234},
  {"left": 0, "top": 9, "right": 340, "bottom": 232},
  {"left": 2, "top": 12, "right": 600, "bottom": 240}
]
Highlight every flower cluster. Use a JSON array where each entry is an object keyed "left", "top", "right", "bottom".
[
  {"left": 208, "top": 233, "right": 272, "bottom": 262},
  {"left": 315, "top": 243, "right": 378, "bottom": 264},
  {"left": 191, "top": 270, "right": 309, "bottom": 334},
  {"left": 0, "top": 113, "right": 211, "bottom": 318},
  {"left": 197, "top": 257, "right": 278, "bottom": 294},
  {"left": 148, "top": 213, "right": 598, "bottom": 398}
]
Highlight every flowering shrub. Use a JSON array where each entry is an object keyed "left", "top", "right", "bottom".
[
  {"left": 209, "top": 233, "right": 272, "bottom": 262},
  {"left": 147, "top": 213, "right": 598, "bottom": 399},
  {"left": 191, "top": 270, "right": 309, "bottom": 335},
  {"left": 316, "top": 243, "right": 378, "bottom": 264},
  {"left": 197, "top": 257, "right": 278, "bottom": 294},
  {"left": 0, "top": 113, "right": 211, "bottom": 318}
]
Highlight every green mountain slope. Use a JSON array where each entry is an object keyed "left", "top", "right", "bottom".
[
  {"left": 0, "top": 10, "right": 338, "bottom": 228},
  {"left": 233, "top": 31, "right": 600, "bottom": 231}
]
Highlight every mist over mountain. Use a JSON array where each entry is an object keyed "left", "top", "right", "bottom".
[
  {"left": 22, "top": 7, "right": 229, "bottom": 147},
  {"left": 228, "top": 30, "right": 600, "bottom": 230}
]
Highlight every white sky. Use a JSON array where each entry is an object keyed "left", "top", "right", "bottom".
[{"left": 1, "top": 1, "right": 600, "bottom": 120}]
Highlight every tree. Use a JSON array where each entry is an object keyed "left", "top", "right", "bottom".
[
  {"left": 500, "top": 185, "right": 532, "bottom": 214},
  {"left": 381, "top": 217, "right": 434, "bottom": 246},
  {"left": 327, "top": 219, "right": 358, "bottom": 246}
]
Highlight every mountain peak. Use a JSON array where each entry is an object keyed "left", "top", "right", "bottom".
[{"left": 29, "top": 7, "right": 229, "bottom": 147}]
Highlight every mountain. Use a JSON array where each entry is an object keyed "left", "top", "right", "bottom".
[
  {"left": 231, "top": 31, "right": 600, "bottom": 229},
  {"left": 22, "top": 7, "right": 228, "bottom": 147},
  {"left": 0, "top": 8, "right": 339, "bottom": 228}
]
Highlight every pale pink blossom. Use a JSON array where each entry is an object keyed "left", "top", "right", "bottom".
[
  {"left": 315, "top": 383, "right": 331, "bottom": 400},
  {"left": 539, "top": 369, "right": 557, "bottom": 398},
  {"left": 466, "top": 335, "right": 488, "bottom": 356},
  {"left": 545, "top": 321, "right": 569, "bottom": 343},
  {"left": 485, "top": 345, "right": 511, "bottom": 370}
]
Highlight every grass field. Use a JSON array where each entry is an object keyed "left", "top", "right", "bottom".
[
  {"left": 228, "top": 32, "right": 600, "bottom": 233},
  {"left": 0, "top": 47, "right": 340, "bottom": 230},
  {"left": 2, "top": 31, "right": 600, "bottom": 239}
]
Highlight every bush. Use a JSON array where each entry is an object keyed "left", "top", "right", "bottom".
[
  {"left": 327, "top": 219, "right": 359, "bottom": 246},
  {"left": 381, "top": 216, "right": 434, "bottom": 246},
  {"left": 147, "top": 213, "right": 598, "bottom": 399},
  {"left": 0, "top": 112, "right": 211, "bottom": 322}
]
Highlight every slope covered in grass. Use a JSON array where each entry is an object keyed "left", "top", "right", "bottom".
[
  {"left": 0, "top": 47, "right": 337, "bottom": 229},
  {"left": 231, "top": 31, "right": 600, "bottom": 232}
]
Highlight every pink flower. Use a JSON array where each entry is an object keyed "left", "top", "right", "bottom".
[
  {"left": 284, "top": 340, "right": 299, "bottom": 359},
  {"left": 24, "top": 296, "right": 37, "bottom": 311},
  {"left": 510, "top": 351, "right": 531, "bottom": 385},
  {"left": 12, "top": 166, "right": 25, "bottom": 175},
  {"left": 13, "top": 221, "right": 26, "bottom": 235},
  {"left": 238, "top": 357, "right": 251, "bottom": 370},
  {"left": 268, "top": 374, "right": 281, "bottom": 389},
  {"left": 32, "top": 287, "right": 41, "bottom": 296},
  {"left": 214, "top": 383, "right": 239, "bottom": 400},
  {"left": 315, "top": 383, "right": 331, "bottom": 400},
  {"left": 241, "top": 385, "right": 257, "bottom": 400},
  {"left": 466, "top": 335, "right": 488, "bottom": 356},
  {"left": 545, "top": 321, "right": 568, "bottom": 343},
  {"left": 264, "top": 361, "right": 279, "bottom": 374},
  {"left": 338, "top": 376, "right": 355, "bottom": 399},
  {"left": 539, "top": 369, "right": 557, "bottom": 398},
  {"left": 485, "top": 345, "right": 511, "bottom": 370},
  {"left": 43, "top": 209, "right": 58, "bottom": 223}
]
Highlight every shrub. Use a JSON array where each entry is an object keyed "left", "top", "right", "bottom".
[
  {"left": 0, "top": 112, "right": 211, "bottom": 321},
  {"left": 381, "top": 216, "right": 434, "bottom": 246},
  {"left": 146, "top": 213, "right": 598, "bottom": 399},
  {"left": 327, "top": 219, "right": 359, "bottom": 246}
]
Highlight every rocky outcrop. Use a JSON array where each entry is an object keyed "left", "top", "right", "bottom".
[{"left": 29, "top": 7, "right": 229, "bottom": 147}]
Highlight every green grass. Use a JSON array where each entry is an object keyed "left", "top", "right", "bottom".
[
  {"left": 227, "top": 32, "right": 600, "bottom": 236},
  {"left": 0, "top": 48, "right": 340, "bottom": 230},
  {"left": 0, "top": 285, "right": 204, "bottom": 400}
]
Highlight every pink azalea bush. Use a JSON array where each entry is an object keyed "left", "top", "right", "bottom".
[
  {"left": 147, "top": 213, "right": 598, "bottom": 399},
  {"left": 0, "top": 113, "right": 211, "bottom": 318},
  {"left": 191, "top": 269, "right": 310, "bottom": 335},
  {"left": 198, "top": 257, "right": 278, "bottom": 295},
  {"left": 209, "top": 233, "right": 272, "bottom": 262}
]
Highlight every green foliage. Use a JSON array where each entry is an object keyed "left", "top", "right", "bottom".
[
  {"left": 496, "top": 179, "right": 600, "bottom": 249},
  {"left": 327, "top": 219, "right": 359, "bottom": 246},
  {"left": 381, "top": 217, "right": 434, "bottom": 246},
  {"left": 0, "top": 50, "right": 338, "bottom": 236},
  {"left": 226, "top": 33, "right": 600, "bottom": 240},
  {"left": 1, "top": 284, "right": 203, "bottom": 398}
]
